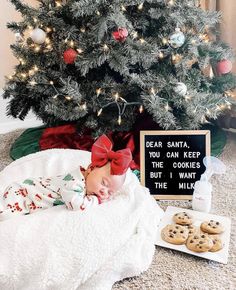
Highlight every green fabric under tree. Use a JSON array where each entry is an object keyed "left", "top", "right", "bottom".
[{"left": 3, "top": 0, "right": 236, "bottom": 136}]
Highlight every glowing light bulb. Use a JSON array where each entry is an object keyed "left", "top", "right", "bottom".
[
  {"left": 80, "top": 28, "right": 86, "bottom": 33},
  {"left": 33, "top": 65, "right": 39, "bottom": 72},
  {"left": 96, "top": 88, "right": 102, "bottom": 96},
  {"left": 49, "top": 80, "right": 54, "bottom": 85},
  {"left": 82, "top": 103, "right": 87, "bottom": 110},
  {"left": 29, "top": 80, "right": 37, "bottom": 86},
  {"left": 139, "top": 105, "right": 144, "bottom": 113},
  {"left": 159, "top": 52, "right": 164, "bottom": 59},
  {"left": 114, "top": 92, "right": 119, "bottom": 101},
  {"left": 103, "top": 44, "right": 109, "bottom": 51},
  {"left": 138, "top": 3, "right": 144, "bottom": 10},
  {"left": 140, "top": 38, "right": 145, "bottom": 44},
  {"left": 77, "top": 48, "right": 83, "bottom": 54},
  {"left": 118, "top": 115, "right": 122, "bottom": 125},
  {"left": 96, "top": 11, "right": 101, "bottom": 16},
  {"left": 46, "top": 27, "right": 52, "bottom": 33},
  {"left": 65, "top": 95, "right": 72, "bottom": 100},
  {"left": 70, "top": 40, "right": 74, "bottom": 47},
  {"left": 97, "top": 108, "right": 103, "bottom": 116},
  {"left": 162, "top": 38, "right": 168, "bottom": 45},
  {"left": 121, "top": 5, "right": 126, "bottom": 11}
]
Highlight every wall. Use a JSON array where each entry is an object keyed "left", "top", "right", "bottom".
[{"left": 0, "top": 0, "right": 42, "bottom": 134}]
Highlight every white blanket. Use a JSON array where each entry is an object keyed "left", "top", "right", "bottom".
[{"left": 0, "top": 149, "right": 164, "bottom": 290}]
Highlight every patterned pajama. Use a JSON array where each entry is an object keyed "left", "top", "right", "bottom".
[{"left": 0, "top": 167, "right": 100, "bottom": 221}]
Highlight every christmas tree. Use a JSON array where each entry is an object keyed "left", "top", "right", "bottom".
[{"left": 3, "top": 0, "right": 236, "bottom": 135}]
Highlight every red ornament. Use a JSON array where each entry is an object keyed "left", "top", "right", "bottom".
[
  {"left": 216, "top": 59, "right": 233, "bottom": 75},
  {"left": 63, "top": 48, "right": 78, "bottom": 64},
  {"left": 112, "top": 27, "right": 128, "bottom": 43}
]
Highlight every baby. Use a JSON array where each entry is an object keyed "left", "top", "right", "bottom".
[{"left": 0, "top": 135, "right": 132, "bottom": 220}]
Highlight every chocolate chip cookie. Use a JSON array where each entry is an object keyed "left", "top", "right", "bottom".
[
  {"left": 200, "top": 220, "right": 224, "bottom": 234},
  {"left": 186, "top": 233, "right": 213, "bottom": 253},
  {"left": 186, "top": 224, "right": 200, "bottom": 236},
  {"left": 173, "top": 212, "right": 193, "bottom": 225},
  {"left": 208, "top": 235, "right": 224, "bottom": 252},
  {"left": 161, "top": 224, "right": 189, "bottom": 245}
]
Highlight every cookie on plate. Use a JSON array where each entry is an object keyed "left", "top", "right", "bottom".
[
  {"left": 186, "top": 224, "right": 201, "bottom": 236},
  {"left": 186, "top": 233, "right": 213, "bottom": 253},
  {"left": 208, "top": 235, "right": 224, "bottom": 252},
  {"left": 200, "top": 220, "right": 224, "bottom": 234},
  {"left": 161, "top": 224, "right": 189, "bottom": 245},
  {"left": 173, "top": 212, "right": 193, "bottom": 225}
]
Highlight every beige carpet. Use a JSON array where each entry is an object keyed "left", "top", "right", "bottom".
[{"left": 0, "top": 129, "right": 235, "bottom": 290}]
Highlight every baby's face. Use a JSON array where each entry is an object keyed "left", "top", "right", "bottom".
[{"left": 85, "top": 163, "right": 126, "bottom": 201}]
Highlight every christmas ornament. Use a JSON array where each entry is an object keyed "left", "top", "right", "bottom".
[
  {"left": 30, "top": 28, "right": 46, "bottom": 44},
  {"left": 169, "top": 28, "right": 185, "bottom": 48},
  {"left": 63, "top": 48, "right": 78, "bottom": 64},
  {"left": 216, "top": 59, "right": 233, "bottom": 75},
  {"left": 112, "top": 27, "right": 128, "bottom": 43},
  {"left": 15, "top": 32, "right": 24, "bottom": 43},
  {"left": 174, "top": 82, "right": 188, "bottom": 96}
]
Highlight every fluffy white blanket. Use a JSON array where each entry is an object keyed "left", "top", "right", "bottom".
[{"left": 0, "top": 149, "right": 163, "bottom": 290}]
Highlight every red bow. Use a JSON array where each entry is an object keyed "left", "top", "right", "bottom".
[{"left": 91, "top": 135, "right": 132, "bottom": 175}]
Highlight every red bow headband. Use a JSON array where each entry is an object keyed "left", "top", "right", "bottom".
[{"left": 91, "top": 135, "right": 132, "bottom": 175}]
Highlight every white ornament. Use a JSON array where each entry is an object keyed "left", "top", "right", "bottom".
[
  {"left": 30, "top": 28, "right": 46, "bottom": 44},
  {"left": 15, "top": 32, "right": 24, "bottom": 43},
  {"left": 174, "top": 82, "right": 187, "bottom": 96},
  {"left": 169, "top": 28, "right": 185, "bottom": 48}
]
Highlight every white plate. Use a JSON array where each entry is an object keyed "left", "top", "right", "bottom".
[{"left": 155, "top": 206, "right": 231, "bottom": 264}]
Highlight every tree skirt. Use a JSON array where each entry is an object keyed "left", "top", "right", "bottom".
[{"left": 10, "top": 123, "right": 227, "bottom": 163}]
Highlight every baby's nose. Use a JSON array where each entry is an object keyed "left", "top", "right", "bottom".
[{"left": 99, "top": 188, "right": 108, "bottom": 196}]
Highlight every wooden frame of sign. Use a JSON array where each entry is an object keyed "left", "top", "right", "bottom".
[{"left": 140, "top": 130, "right": 211, "bottom": 200}]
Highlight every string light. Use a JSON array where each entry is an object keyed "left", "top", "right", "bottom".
[
  {"left": 33, "top": 18, "right": 38, "bottom": 23},
  {"left": 206, "top": 108, "right": 211, "bottom": 115},
  {"left": 64, "top": 38, "right": 68, "bottom": 44},
  {"left": 185, "top": 95, "right": 192, "bottom": 101},
  {"left": 138, "top": 3, "right": 144, "bottom": 10},
  {"left": 168, "top": 0, "right": 175, "bottom": 6},
  {"left": 29, "top": 80, "right": 37, "bottom": 86},
  {"left": 77, "top": 48, "right": 83, "bottom": 54},
  {"left": 55, "top": 1, "right": 62, "bottom": 7},
  {"left": 81, "top": 103, "right": 87, "bottom": 110},
  {"left": 80, "top": 28, "right": 86, "bottom": 33},
  {"left": 97, "top": 108, "right": 103, "bottom": 116},
  {"left": 150, "top": 88, "right": 156, "bottom": 95},
  {"left": 34, "top": 46, "right": 40, "bottom": 52},
  {"left": 96, "top": 88, "right": 102, "bottom": 96},
  {"left": 21, "top": 73, "right": 27, "bottom": 78},
  {"left": 140, "top": 38, "right": 145, "bottom": 44},
  {"left": 46, "top": 27, "right": 52, "bottom": 33},
  {"left": 49, "top": 80, "right": 54, "bottom": 85},
  {"left": 162, "top": 38, "right": 168, "bottom": 45},
  {"left": 46, "top": 44, "right": 52, "bottom": 50},
  {"left": 118, "top": 115, "right": 122, "bottom": 125},
  {"left": 33, "top": 65, "right": 39, "bottom": 72},
  {"left": 114, "top": 92, "right": 119, "bottom": 101},
  {"left": 96, "top": 11, "right": 101, "bottom": 16},
  {"left": 45, "top": 37, "right": 51, "bottom": 44},
  {"left": 158, "top": 52, "right": 164, "bottom": 59},
  {"left": 121, "top": 5, "right": 126, "bottom": 11},
  {"left": 132, "top": 32, "right": 138, "bottom": 39},
  {"left": 139, "top": 105, "right": 144, "bottom": 113},
  {"left": 103, "top": 44, "right": 109, "bottom": 51},
  {"left": 70, "top": 40, "right": 74, "bottom": 47},
  {"left": 65, "top": 95, "right": 72, "bottom": 100},
  {"left": 165, "top": 103, "right": 171, "bottom": 111}
]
